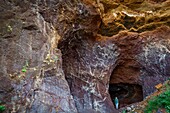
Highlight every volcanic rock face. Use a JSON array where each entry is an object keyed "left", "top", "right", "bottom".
[
  {"left": 0, "top": 0, "right": 170, "bottom": 113},
  {"left": 0, "top": 1, "right": 76, "bottom": 113},
  {"left": 59, "top": 26, "right": 170, "bottom": 111},
  {"left": 59, "top": 31, "right": 119, "bottom": 112}
]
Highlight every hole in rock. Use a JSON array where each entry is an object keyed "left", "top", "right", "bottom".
[{"left": 109, "top": 83, "right": 143, "bottom": 108}]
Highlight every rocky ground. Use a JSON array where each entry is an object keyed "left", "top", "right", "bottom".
[{"left": 120, "top": 80, "right": 170, "bottom": 113}]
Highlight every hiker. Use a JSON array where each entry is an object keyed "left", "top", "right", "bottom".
[{"left": 114, "top": 97, "right": 119, "bottom": 109}]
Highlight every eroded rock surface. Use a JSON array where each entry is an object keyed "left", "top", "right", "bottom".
[
  {"left": 0, "top": 1, "right": 76, "bottom": 113},
  {"left": 0, "top": 0, "right": 170, "bottom": 113},
  {"left": 59, "top": 26, "right": 170, "bottom": 111}
]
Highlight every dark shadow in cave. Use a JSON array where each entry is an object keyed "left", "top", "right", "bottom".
[{"left": 109, "top": 83, "right": 143, "bottom": 108}]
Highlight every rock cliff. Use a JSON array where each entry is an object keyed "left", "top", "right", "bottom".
[{"left": 0, "top": 0, "right": 170, "bottom": 113}]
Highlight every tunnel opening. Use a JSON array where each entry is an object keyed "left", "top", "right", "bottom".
[{"left": 109, "top": 83, "right": 143, "bottom": 108}]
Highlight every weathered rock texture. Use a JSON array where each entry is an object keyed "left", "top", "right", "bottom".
[
  {"left": 0, "top": 0, "right": 170, "bottom": 113},
  {"left": 59, "top": 26, "right": 170, "bottom": 111},
  {"left": 58, "top": 0, "right": 170, "bottom": 112},
  {"left": 0, "top": 1, "right": 77, "bottom": 113}
]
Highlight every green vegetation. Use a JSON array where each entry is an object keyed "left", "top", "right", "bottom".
[
  {"left": 144, "top": 83, "right": 170, "bottom": 113},
  {"left": 122, "top": 109, "right": 126, "bottom": 113},
  {"left": 0, "top": 105, "right": 5, "bottom": 112},
  {"left": 22, "top": 60, "right": 29, "bottom": 72},
  {"left": 21, "top": 68, "right": 27, "bottom": 72}
]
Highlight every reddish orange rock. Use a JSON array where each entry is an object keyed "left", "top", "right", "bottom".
[{"left": 155, "top": 83, "right": 163, "bottom": 90}]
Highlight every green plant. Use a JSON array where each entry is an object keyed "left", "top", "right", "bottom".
[
  {"left": 144, "top": 87, "right": 170, "bottom": 113},
  {"left": 122, "top": 109, "right": 126, "bottom": 113},
  {"left": 21, "top": 68, "right": 27, "bottom": 72},
  {"left": 22, "top": 60, "right": 29, "bottom": 72},
  {"left": 0, "top": 105, "right": 5, "bottom": 112}
]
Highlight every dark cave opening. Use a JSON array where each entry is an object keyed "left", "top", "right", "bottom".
[{"left": 109, "top": 83, "right": 143, "bottom": 108}]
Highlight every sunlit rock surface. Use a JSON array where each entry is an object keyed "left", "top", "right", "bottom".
[
  {"left": 0, "top": 0, "right": 170, "bottom": 113},
  {"left": 98, "top": 0, "right": 170, "bottom": 36}
]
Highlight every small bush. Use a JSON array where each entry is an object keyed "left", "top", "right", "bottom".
[
  {"left": 144, "top": 86, "right": 170, "bottom": 113},
  {"left": 0, "top": 105, "right": 5, "bottom": 112}
]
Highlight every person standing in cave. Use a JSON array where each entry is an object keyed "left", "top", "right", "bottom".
[{"left": 114, "top": 97, "right": 119, "bottom": 109}]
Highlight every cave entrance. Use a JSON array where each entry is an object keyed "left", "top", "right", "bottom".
[{"left": 109, "top": 83, "right": 143, "bottom": 108}]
